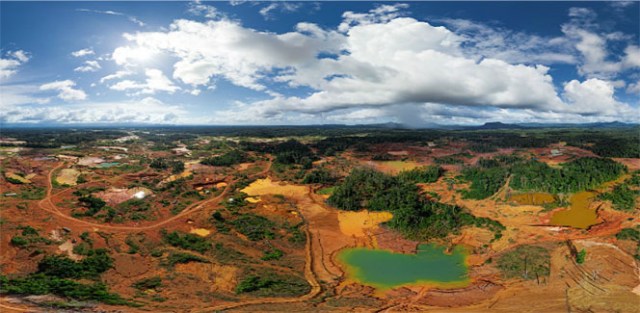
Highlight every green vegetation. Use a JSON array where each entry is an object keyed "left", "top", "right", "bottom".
[
  {"left": 616, "top": 227, "right": 640, "bottom": 260},
  {"left": 261, "top": 249, "right": 284, "bottom": 261},
  {"left": 460, "top": 165, "right": 508, "bottom": 199},
  {"left": 38, "top": 249, "right": 113, "bottom": 279},
  {"left": 434, "top": 155, "right": 465, "bottom": 165},
  {"left": 510, "top": 157, "right": 626, "bottom": 194},
  {"left": 149, "top": 158, "right": 185, "bottom": 174},
  {"left": 302, "top": 167, "right": 336, "bottom": 184},
  {"left": 17, "top": 186, "right": 45, "bottom": 200},
  {"left": 10, "top": 226, "right": 53, "bottom": 248},
  {"left": 132, "top": 276, "right": 162, "bottom": 290},
  {"left": 235, "top": 272, "right": 310, "bottom": 297},
  {"left": 616, "top": 227, "right": 640, "bottom": 241},
  {"left": 317, "top": 186, "right": 335, "bottom": 195},
  {"left": 161, "top": 230, "right": 211, "bottom": 253},
  {"left": 78, "top": 195, "right": 106, "bottom": 215},
  {"left": 497, "top": 245, "right": 550, "bottom": 280},
  {"left": 397, "top": 165, "right": 444, "bottom": 184},
  {"left": 201, "top": 150, "right": 248, "bottom": 167},
  {"left": 232, "top": 214, "right": 276, "bottom": 241},
  {"left": 0, "top": 274, "right": 130, "bottom": 305},
  {"left": 576, "top": 249, "right": 587, "bottom": 264},
  {"left": 328, "top": 168, "right": 504, "bottom": 240},
  {"left": 164, "top": 252, "right": 209, "bottom": 267},
  {"left": 0, "top": 248, "right": 130, "bottom": 306},
  {"left": 599, "top": 184, "right": 638, "bottom": 211},
  {"left": 460, "top": 156, "right": 626, "bottom": 200}
]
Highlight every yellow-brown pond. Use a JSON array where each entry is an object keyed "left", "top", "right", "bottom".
[
  {"left": 550, "top": 191, "right": 597, "bottom": 229},
  {"left": 509, "top": 192, "right": 556, "bottom": 205}
]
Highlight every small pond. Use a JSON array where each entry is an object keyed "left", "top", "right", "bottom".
[{"left": 338, "top": 243, "right": 469, "bottom": 289}]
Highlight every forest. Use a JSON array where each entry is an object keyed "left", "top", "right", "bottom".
[
  {"left": 461, "top": 156, "right": 626, "bottom": 199},
  {"left": 327, "top": 168, "right": 504, "bottom": 240}
]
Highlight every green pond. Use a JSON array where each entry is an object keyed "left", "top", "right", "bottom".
[
  {"left": 338, "top": 244, "right": 469, "bottom": 289},
  {"left": 95, "top": 162, "right": 120, "bottom": 168}
]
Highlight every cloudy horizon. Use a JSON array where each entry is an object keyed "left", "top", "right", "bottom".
[{"left": 1, "top": 1, "right": 639, "bottom": 126}]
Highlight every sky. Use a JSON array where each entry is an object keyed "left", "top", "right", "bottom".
[{"left": 1, "top": 1, "right": 639, "bottom": 126}]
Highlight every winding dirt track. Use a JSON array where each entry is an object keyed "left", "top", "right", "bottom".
[
  {"left": 193, "top": 181, "right": 325, "bottom": 312},
  {"left": 37, "top": 159, "right": 271, "bottom": 232}
]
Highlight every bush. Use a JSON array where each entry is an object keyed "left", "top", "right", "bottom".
[
  {"left": 161, "top": 230, "right": 211, "bottom": 253},
  {"left": 616, "top": 227, "right": 640, "bottom": 242},
  {"left": 599, "top": 184, "right": 638, "bottom": 211},
  {"left": 397, "top": 166, "right": 444, "bottom": 184},
  {"left": 10, "top": 236, "right": 28, "bottom": 247},
  {"left": 576, "top": 249, "right": 586, "bottom": 264},
  {"left": 232, "top": 214, "right": 275, "bottom": 241},
  {"left": 165, "top": 252, "right": 208, "bottom": 267},
  {"left": 261, "top": 249, "right": 284, "bottom": 261},
  {"left": 235, "top": 272, "right": 310, "bottom": 297},
  {"left": 132, "top": 276, "right": 162, "bottom": 290},
  {"left": 302, "top": 167, "right": 336, "bottom": 184},
  {"left": 497, "top": 245, "right": 550, "bottom": 280},
  {"left": 201, "top": 150, "right": 248, "bottom": 167},
  {"left": 0, "top": 274, "right": 130, "bottom": 305},
  {"left": 37, "top": 249, "right": 113, "bottom": 279}
]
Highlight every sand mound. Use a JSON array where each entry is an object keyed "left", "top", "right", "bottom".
[
  {"left": 337, "top": 210, "right": 393, "bottom": 237},
  {"left": 95, "top": 187, "right": 152, "bottom": 206},
  {"left": 56, "top": 168, "right": 80, "bottom": 186},
  {"left": 241, "top": 177, "right": 308, "bottom": 198}
]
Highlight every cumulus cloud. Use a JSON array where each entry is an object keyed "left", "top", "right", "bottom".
[
  {"left": 562, "top": 78, "right": 634, "bottom": 115},
  {"left": 71, "top": 48, "right": 95, "bottom": 57},
  {"left": 2, "top": 97, "right": 185, "bottom": 124},
  {"left": 562, "top": 7, "right": 639, "bottom": 78},
  {"left": 39, "top": 80, "right": 87, "bottom": 101},
  {"left": 438, "top": 18, "right": 576, "bottom": 65},
  {"left": 74, "top": 60, "right": 101, "bottom": 72},
  {"left": 109, "top": 68, "right": 179, "bottom": 94},
  {"left": 0, "top": 50, "right": 30, "bottom": 79},
  {"left": 105, "top": 3, "right": 640, "bottom": 125}
]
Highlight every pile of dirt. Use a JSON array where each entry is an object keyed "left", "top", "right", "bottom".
[{"left": 95, "top": 187, "right": 152, "bottom": 206}]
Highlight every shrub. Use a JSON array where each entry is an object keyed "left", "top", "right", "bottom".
[
  {"left": 497, "top": 245, "right": 550, "bottom": 280},
  {"left": 132, "top": 276, "right": 162, "bottom": 290}
]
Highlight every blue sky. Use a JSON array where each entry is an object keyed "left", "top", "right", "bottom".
[{"left": 1, "top": 1, "right": 639, "bottom": 126}]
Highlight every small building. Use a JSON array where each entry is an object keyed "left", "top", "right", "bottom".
[{"left": 550, "top": 149, "right": 563, "bottom": 157}]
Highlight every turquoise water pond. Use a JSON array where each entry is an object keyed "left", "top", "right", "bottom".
[{"left": 338, "top": 243, "right": 469, "bottom": 289}]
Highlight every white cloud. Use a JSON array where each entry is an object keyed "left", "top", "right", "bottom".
[
  {"left": 2, "top": 97, "right": 185, "bottom": 124},
  {"left": 562, "top": 78, "right": 634, "bottom": 115},
  {"left": 259, "top": 2, "right": 301, "bottom": 20},
  {"left": 438, "top": 18, "right": 576, "bottom": 65},
  {"left": 102, "top": 4, "right": 637, "bottom": 126},
  {"left": 626, "top": 81, "right": 640, "bottom": 94},
  {"left": 77, "top": 9, "right": 145, "bottom": 27},
  {"left": 71, "top": 48, "right": 95, "bottom": 57},
  {"left": 11, "top": 50, "right": 30, "bottom": 63},
  {"left": 100, "top": 70, "right": 133, "bottom": 83},
  {"left": 0, "top": 50, "right": 30, "bottom": 79},
  {"left": 188, "top": 1, "right": 221, "bottom": 19},
  {"left": 110, "top": 68, "right": 179, "bottom": 94},
  {"left": 74, "top": 60, "right": 101, "bottom": 72},
  {"left": 114, "top": 18, "right": 345, "bottom": 89},
  {"left": 562, "top": 7, "right": 639, "bottom": 78},
  {"left": 39, "top": 80, "right": 87, "bottom": 101},
  {"left": 0, "top": 84, "right": 50, "bottom": 109}
]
